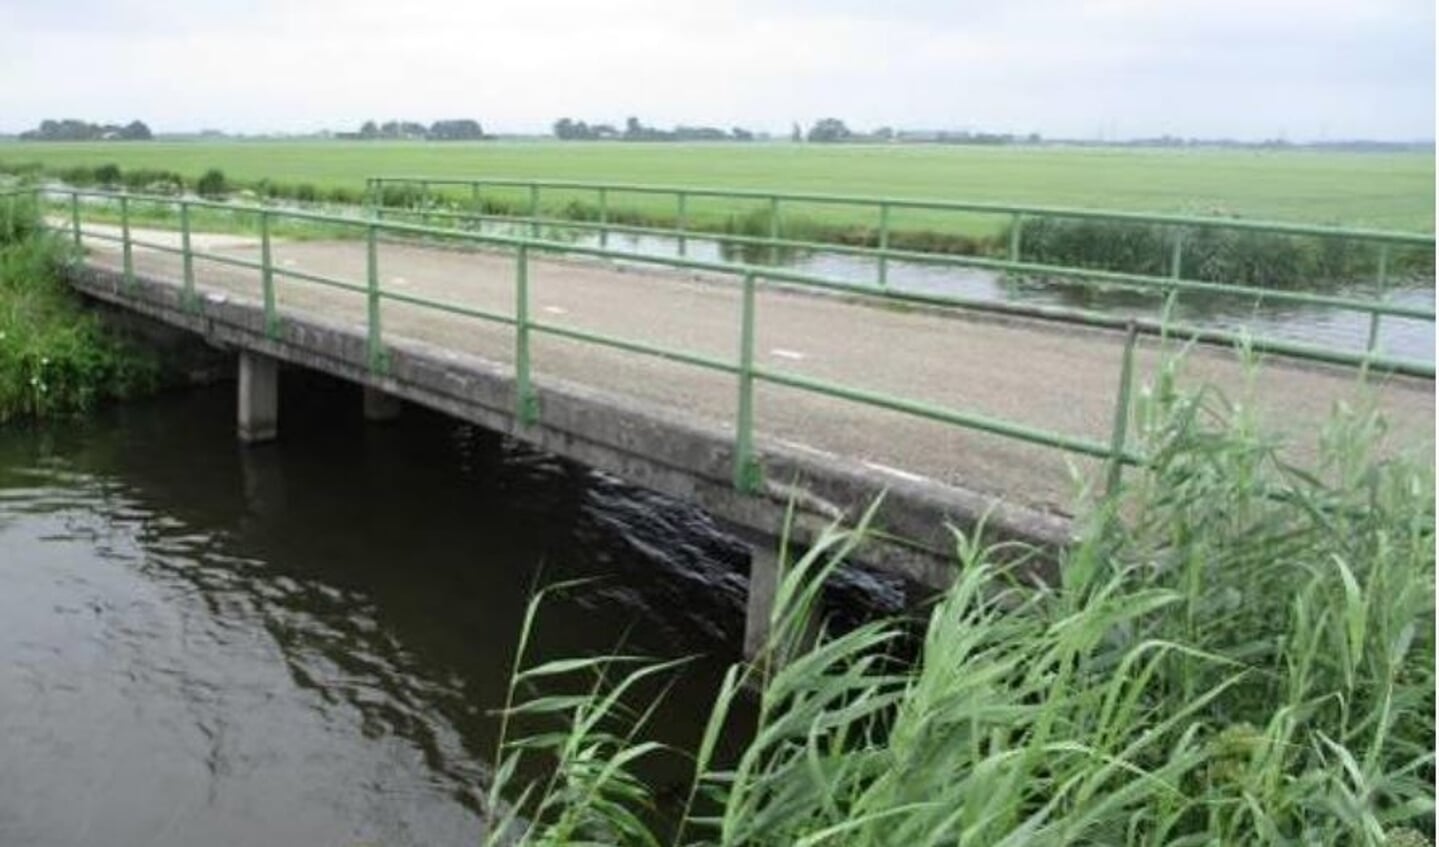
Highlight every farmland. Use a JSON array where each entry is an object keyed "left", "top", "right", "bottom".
[{"left": 0, "top": 140, "right": 1432, "bottom": 235}]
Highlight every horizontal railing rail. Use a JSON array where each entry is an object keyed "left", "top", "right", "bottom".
[
  {"left": 367, "top": 204, "right": 1435, "bottom": 322},
  {"left": 6, "top": 184, "right": 1433, "bottom": 511},
  {"left": 38, "top": 185, "right": 1437, "bottom": 374},
  {"left": 367, "top": 176, "right": 1435, "bottom": 245},
  {"left": 362, "top": 176, "right": 1435, "bottom": 368}
]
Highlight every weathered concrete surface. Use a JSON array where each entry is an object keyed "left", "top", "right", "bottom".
[
  {"left": 69, "top": 226, "right": 1435, "bottom": 586},
  {"left": 363, "top": 386, "right": 403, "bottom": 422},
  {"left": 744, "top": 546, "right": 780, "bottom": 661},
  {"left": 237, "top": 351, "right": 278, "bottom": 443}
]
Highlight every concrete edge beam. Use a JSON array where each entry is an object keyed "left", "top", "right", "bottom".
[{"left": 69, "top": 265, "right": 1073, "bottom": 593}]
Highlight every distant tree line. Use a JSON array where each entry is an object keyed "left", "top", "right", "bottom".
[
  {"left": 799, "top": 118, "right": 1041, "bottom": 145},
  {"left": 553, "top": 116, "right": 755, "bottom": 142},
  {"left": 334, "top": 119, "right": 486, "bottom": 141},
  {"left": 19, "top": 119, "right": 153, "bottom": 141}
]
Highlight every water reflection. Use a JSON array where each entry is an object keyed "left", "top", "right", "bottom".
[
  {"left": 436, "top": 214, "right": 1435, "bottom": 364},
  {"left": 0, "top": 373, "right": 910, "bottom": 846}
]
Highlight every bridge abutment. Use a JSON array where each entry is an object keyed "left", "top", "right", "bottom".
[{"left": 237, "top": 351, "right": 279, "bottom": 444}]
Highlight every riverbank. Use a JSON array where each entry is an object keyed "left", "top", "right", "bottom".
[{"left": 0, "top": 194, "right": 159, "bottom": 420}]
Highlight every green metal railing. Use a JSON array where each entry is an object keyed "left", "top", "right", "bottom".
[
  {"left": 364, "top": 176, "right": 1435, "bottom": 370},
  {"left": 12, "top": 184, "right": 1435, "bottom": 504}
]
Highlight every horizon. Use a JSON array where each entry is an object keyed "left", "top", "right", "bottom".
[
  {"left": 3, "top": 120, "right": 1435, "bottom": 147},
  {"left": 1, "top": 0, "right": 1433, "bottom": 143}
]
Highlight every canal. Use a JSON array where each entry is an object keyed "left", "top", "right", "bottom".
[{"left": 0, "top": 373, "right": 907, "bottom": 846}]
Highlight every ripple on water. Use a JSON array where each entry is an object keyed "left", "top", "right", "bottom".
[{"left": 0, "top": 487, "right": 485, "bottom": 847}]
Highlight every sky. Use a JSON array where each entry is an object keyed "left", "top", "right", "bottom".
[{"left": 0, "top": 0, "right": 1433, "bottom": 140}]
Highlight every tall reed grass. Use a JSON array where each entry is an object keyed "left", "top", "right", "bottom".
[
  {"left": 483, "top": 356, "right": 1434, "bottom": 845},
  {"left": 1014, "top": 216, "right": 1434, "bottom": 288}
]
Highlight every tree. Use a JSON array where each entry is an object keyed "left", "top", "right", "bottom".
[
  {"left": 428, "top": 119, "right": 483, "bottom": 140},
  {"left": 118, "top": 120, "right": 152, "bottom": 140},
  {"left": 18, "top": 118, "right": 155, "bottom": 142},
  {"left": 806, "top": 118, "right": 852, "bottom": 143},
  {"left": 873, "top": 126, "right": 894, "bottom": 142},
  {"left": 790, "top": 122, "right": 803, "bottom": 143},
  {"left": 359, "top": 120, "right": 379, "bottom": 139}
]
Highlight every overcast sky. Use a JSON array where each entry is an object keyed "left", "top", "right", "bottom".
[{"left": 1, "top": 0, "right": 1432, "bottom": 140}]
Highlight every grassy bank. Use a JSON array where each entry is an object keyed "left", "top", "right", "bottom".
[
  {"left": 486, "top": 361, "right": 1435, "bottom": 845},
  {"left": 0, "top": 141, "right": 1431, "bottom": 230},
  {"left": 0, "top": 196, "right": 158, "bottom": 421},
  {"left": 10, "top": 154, "right": 1432, "bottom": 287}
]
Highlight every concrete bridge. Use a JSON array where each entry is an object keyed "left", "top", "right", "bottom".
[{"left": 55, "top": 209, "right": 1436, "bottom": 657}]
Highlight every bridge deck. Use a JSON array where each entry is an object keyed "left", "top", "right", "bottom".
[{"left": 80, "top": 225, "right": 1433, "bottom": 519}]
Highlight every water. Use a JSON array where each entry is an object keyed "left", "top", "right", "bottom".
[
  {"left": 467, "top": 218, "right": 1436, "bottom": 365},
  {"left": 0, "top": 375, "right": 906, "bottom": 846}
]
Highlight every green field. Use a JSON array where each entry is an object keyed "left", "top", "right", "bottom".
[{"left": 0, "top": 141, "right": 1433, "bottom": 234}]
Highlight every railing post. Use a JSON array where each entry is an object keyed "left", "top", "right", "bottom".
[
  {"left": 1367, "top": 244, "right": 1390, "bottom": 353},
  {"left": 768, "top": 195, "right": 781, "bottom": 264},
  {"left": 420, "top": 180, "right": 431, "bottom": 228},
  {"left": 70, "top": 191, "right": 82, "bottom": 248},
  {"left": 734, "top": 271, "right": 761, "bottom": 492},
  {"left": 366, "top": 223, "right": 387, "bottom": 373},
  {"left": 528, "top": 184, "right": 540, "bottom": 239},
  {"left": 514, "top": 244, "right": 539, "bottom": 425},
  {"left": 120, "top": 193, "right": 134, "bottom": 291},
  {"left": 260, "top": 210, "right": 278, "bottom": 337},
  {"left": 1104, "top": 322, "right": 1139, "bottom": 498},
  {"left": 877, "top": 202, "right": 891, "bottom": 288},
  {"left": 676, "top": 191, "right": 688, "bottom": 257},
  {"left": 180, "top": 201, "right": 196, "bottom": 311},
  {"left": 1008, "top": 212, "right": 1024, "bottom": 263}
]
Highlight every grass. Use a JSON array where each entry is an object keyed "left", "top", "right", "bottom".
[
  {"left": 0, "top": 195, "right": 158, "bottom": 420},
  {"left": 6, "top": 143, "right": 1431, "bottom": 287},
  {"left": 0, "top": 140, "right": 1431, "bottom": 233},
  {"left": 42, "top": 194, "right": 363, "bottom": 243},
  {"left": 482, "top": 354, "right": 1435, "bottom": 845}
]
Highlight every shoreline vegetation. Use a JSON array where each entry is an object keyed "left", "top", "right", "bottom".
[
  {"left": 0, "top": 194, "right": 158, "bottom": 421},
  {"left": 4, "top": 158, "right": 1433, "bottom": 288},
  {"left": 487, "top": 363, "right": 1436, "bottom": 846}
]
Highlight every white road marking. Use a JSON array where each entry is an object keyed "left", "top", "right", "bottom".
[
  {"left": 543, "top": 305, "right": 568, "bottom": 315},
  {"left": 282, "top": 259, "right": 297, "bottom": 268},
  {"left": 862, "top": 461, "right": 929, "bottom": 484},
  {"left": 390, "top": 276, "right": 408, "bottom": 286},
  {"left": 770, "top": 348, "right": 806, "bottom": 360}
]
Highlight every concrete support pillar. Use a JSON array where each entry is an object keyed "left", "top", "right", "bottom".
[
  {"left": 743, "top": 546, "right": 779, "bottom": 661},
  {"left": 363, "top": 386, "right": 402, "bottom": 422},
  {"left": 237, "top": 351, "right": 278, "bottom": 444}
]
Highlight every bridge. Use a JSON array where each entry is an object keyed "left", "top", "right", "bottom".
[{"left": 8, "top": 179, "right": 1434, "bottom": 657}]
